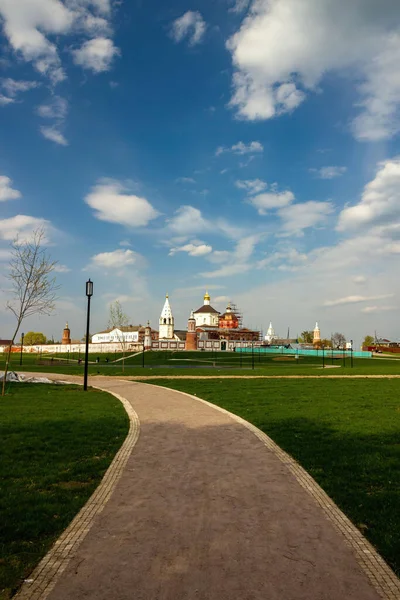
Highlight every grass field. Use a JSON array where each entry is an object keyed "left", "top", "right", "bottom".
[
  {"left": 0, "top": 383, "right": 129, "bottom": 600},
  {"left": 149, "top": 377, "right": 400, "bottom": 576},
  {"left": 2, "top": 349, "right": 400, "bottom": 377}
]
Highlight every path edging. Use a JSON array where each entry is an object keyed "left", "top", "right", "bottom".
[
  {"left": 14, "top": 386, "right": 140, "bottom": 600},
  {"left": 149, "top": 383, "right": 400, "bottom": 600}
]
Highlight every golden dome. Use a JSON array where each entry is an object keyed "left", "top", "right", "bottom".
[{"left": 204, "top": 290, "right": 210, "bottom": 301}]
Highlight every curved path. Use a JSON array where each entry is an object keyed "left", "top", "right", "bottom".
[{"left": 16, "top": 375, "right": 400, "bottom": 600}]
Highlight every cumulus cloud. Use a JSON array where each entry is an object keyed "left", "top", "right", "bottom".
[
  {"left": 170, "top": 11, "right": 207, "bottom": 46},
  {"left": 310, "top": 166, "right": 347, "bottom": 179},
  {"left": 0, "top": 176, "right": 21, "bottom": 202},
  {"left": 54, "top": 264, "right": 71, "bottom": 273},
  {"left": 167, "top": 205, "right": 210, "bottom": 236},
  {"left": 88, "top": 248, "right": 144, "bottom": 270},
  {"left": 324, "top": 294, "right": 393, "bottom": 307},
  {"left": 85, "top": 180, "right": 160, "bottom": 227},
  {"left": 37, "top": 95, "right": 67, "bottom": 119},
  {"left": 0, "top": 0, "right": 119, "bottom": 82},
  {"left": 169, "top": 241, "right": 212, "bottom": 257},
  {"left": 338, "top": 157, "right": 400, "bottom": 231},
  {"left": 72, "top": 37, "right": 120, "bottom": 72},
  {"left": 227, "top": 0, "right": 400, "bottom": 140},
  {"left": 0, "top": 78, "right": 39, "bottom": 104},
  {"left": 40, "top": 126, "right": 68, "bottom": 146},
  {"left": 200, "top": 234, "right": 262, "bottom": 278},
  {"left": 235, "top": 178, "right": 267, "bottom": 194},
  {"left": 0, "top": 215, "right": 51, "bottom": 241},
  {"left": 216, "top": 141, "right": 263, "bottom": 156},
  {"left": 279, "top": 201, "right": 334, "bottom": 235},
  {"left": 249, "top": 190, "right": 294, "bottom": 214}
]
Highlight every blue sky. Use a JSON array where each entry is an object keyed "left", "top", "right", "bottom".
[{"left": 1, "top": 0, "right": 400, "bottom": 345}]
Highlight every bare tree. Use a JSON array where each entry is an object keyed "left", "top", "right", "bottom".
[
  {"left": 108, "top": 300, "right": 130, "bottom": 371},
  {"left": 332, "top": 332, "right": 346, "bottom": 349},
  {"left": 2, "top": 229, "right": 59, "bottom": 395}
]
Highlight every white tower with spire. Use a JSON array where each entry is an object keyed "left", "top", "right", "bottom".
[
  {"left": 264, "top": 322, "right": 276, "bottom": 343},
  {"left": 313, "top": 322, "right": 321, "bottom": 344},
  {"left": 159, "top": 294, "right": 174, "bottom": 339}
]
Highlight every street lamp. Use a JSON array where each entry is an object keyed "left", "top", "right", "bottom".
[
  {"left": 84, "top": 279, "right": 93, "bottom": 391},
  {"left": 350, "top": 339, "right": 353, "bottom": 368},
  {"left": 20, "top": 332, "right": 24, "bottom": 366},
  {"left": 322, "top": 344, "right": 325, "bottom": 369}
]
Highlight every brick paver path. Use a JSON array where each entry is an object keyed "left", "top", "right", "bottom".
[{"left": 16, "top": 375, "right": 400, "bottom": 600}]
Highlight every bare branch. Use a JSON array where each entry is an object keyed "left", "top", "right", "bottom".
[{"left": 2, "top": 227, "right": 60, "bottom": 395}]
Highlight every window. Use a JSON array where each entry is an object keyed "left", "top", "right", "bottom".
[{"left": 164, "top": 318, "right": 166, "bottom": 324}]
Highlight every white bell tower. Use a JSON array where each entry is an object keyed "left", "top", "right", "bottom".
[
  {"left": 159, "top": 294, "right": 174, "bottom": 339},
  {"left": 313, "top": 322, "right": 321, "bottom": 344}
]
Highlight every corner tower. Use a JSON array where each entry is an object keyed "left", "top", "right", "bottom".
[
  {"left": 159, "top": 294, "right": 174, "bottom": 339},
  {"left": 62, "top": 323, "right": 71, "bottom": 345},
  {"left": 185, "top": 310, "right": 197, "bottom": 351}
]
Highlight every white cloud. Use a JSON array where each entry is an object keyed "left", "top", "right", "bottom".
[
  {"left": 40, "top": 126, "right": 68, "bottom": 146},
  {"left": 279, "top": 201, "right": 334, "bottom": 234},
  {"left": 54, "top": 264, "right": 71, "bottom": 273},
  {"left": 310, "top": 166, "right": 347, "bottom": 179},
  {"left": 167, "top": 205, "right": 210, "bottom": 236},
  {"left": 226, "top": 0, "right": 400, "bottom": 140},
  {"left": 88, "top": 248, "right": 144, "bottom": 270},
  {"left": 216, "top": 141, "right": 263, "bottom": 156},
  {"left": 176, "top": 177, "right": 196, "bottom": 184},
  {"left": 171, "top": 11, "right": 207, "bottom": 46},
  {"left": 0, "top": 215, "right": 51, "bottom": 241},
  {"left": 235, "top": 178, "right": 267, "bottom": 194},
  {"left": 324, "top": 294, "right": 393, "bottom": 307},
  {"left": 37, "top": 95, "right": 67, "bottom": 119},
  {"left": 257, "top": 248, "right": 308, "bottom": 271},
  {"left": 338, "top": 158, "right": 400, "bottom": 232},
  {"left": 85, "top": 180, "right": 160, "bottom": 227},
  {"left": 72, "top": 37, "right": 120, "bottom": 73},
  {"left": 249, "top": 190, "right": 294, "bottom": 215},
  {"left": 361, "top": 305, "right": 397, "bottom": 314},
  {"left": 0, "top": 1, "right": 119, "bottom": 82},
  {"left": 200, "top": 234, "right": 262, "bottom": 278},
  {"left": 0, "top": 176, "right": 21, "bottom": 202},
  {"left": 0, "top": 78, "right": 39, "bottom": 104},
  {"left": 169, "top": 241, "right": 213, "bottom": 257},
  {"left": 229, "top": 0, "right": 250, "bottom": 14},
  {"left": 0, "top": 94, "right": 14, "bottom": 105}
]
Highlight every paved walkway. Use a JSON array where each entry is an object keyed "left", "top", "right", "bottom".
[{"left": 16, "top": 375, "right": 400, "bottom": 600}]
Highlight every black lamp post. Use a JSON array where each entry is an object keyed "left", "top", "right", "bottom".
[
  {"left": 251, "top": 341, "right": 255, "bottom": 370},
  {"left": 322, "top": 344, "right": 325, "bottom": 369},
  {"left": 84, "top": 279, "right": 93, "bottom": 391},
  {"left": 20, "top": 332, "right": 24, "bottom": 366},
  {"left": 350, "top": 339, "right": 353, "bottom": 368}
]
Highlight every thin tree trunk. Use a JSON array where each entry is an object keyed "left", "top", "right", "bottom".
[{"left": 2, "top": 341, "right": 14, "bottom": 396}]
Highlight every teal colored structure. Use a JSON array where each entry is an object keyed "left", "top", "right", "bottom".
[{"left": 238, "top": 347, "right": 372, "bottom": 358}]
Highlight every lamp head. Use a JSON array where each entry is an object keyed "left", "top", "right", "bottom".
[{"left": 86, "top": 279, "right": 93, "bottom": 297}]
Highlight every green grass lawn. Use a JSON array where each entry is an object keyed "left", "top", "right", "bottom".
[
  {"left": 2, "top": 350, "right": 400, "bottom": 377},
  {"left": 149, "top": 377, "right": 400, "bottom": 576},
  {"left": 0, "top": 383, "right": 129, "bottom": 600}
]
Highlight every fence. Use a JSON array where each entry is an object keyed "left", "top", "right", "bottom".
[{"left": 238, "top": 346, "right": 372, "bottom": 358}]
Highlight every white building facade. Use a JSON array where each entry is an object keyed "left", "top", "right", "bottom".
[
  {"left": 92, "top": 328, "right": 139, "bottom": 344},
  {"left": 193, "top": 292, "right": 220, "bottom": 327}
]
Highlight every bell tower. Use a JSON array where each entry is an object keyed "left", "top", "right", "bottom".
[
  {"left": 159, "top": 294, "right": 174, "bottom": 339},
  {"left": 62, "top": 323, "right": 71, "bottom": 345},
  {"left": 313, "top": 322, "right": 321, "bottom": 345},
  {"left": 185, "top": 311, "right": 197, "bottom": 351}
]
